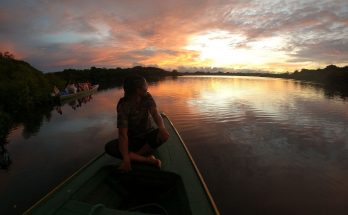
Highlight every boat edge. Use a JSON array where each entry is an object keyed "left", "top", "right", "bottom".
[
  {"left": 24, "top": 112, "right": 221, "bottom": 215},
  {"left": 60, "top": 84, "right": 99, "bottom": 101},
  {"left": 23, "top": 152, "right": 106, "bottom": 215},
  {"left": 161, "top": 113, "right": 221, "bottom": 215}
]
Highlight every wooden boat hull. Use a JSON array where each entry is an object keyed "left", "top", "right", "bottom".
[
  {"left": 59, "top": 84, "right": 99, "bottom": 101},
  {"left": 24, "top": 113, "right": 219, "bottom": 215}
]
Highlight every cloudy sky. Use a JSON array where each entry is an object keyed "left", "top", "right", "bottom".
[{"left": 0, "top": 0, "right": 347, "bottom": 72}]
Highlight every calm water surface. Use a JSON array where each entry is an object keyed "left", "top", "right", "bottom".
[{"left": 1, "top": 76, "right": 348, "bottom": 215}]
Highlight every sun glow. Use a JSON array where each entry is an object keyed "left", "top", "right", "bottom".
[
  {"left": 185, "top": 30, "right": 290, "bottom": 70},
  {"left": 201, "top": 79, "right": 247, "bottom": 102}
]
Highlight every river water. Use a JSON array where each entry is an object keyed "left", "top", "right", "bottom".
[{"left": 1, "top": 76, "right": 348, "bottom": 215}]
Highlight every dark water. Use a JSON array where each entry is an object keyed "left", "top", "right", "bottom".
[{"left": 1, "top": 76, "right": 348, "bottom": 215}]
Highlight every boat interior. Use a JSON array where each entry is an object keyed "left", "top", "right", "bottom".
[{"left": 55, "top": 164, "right": 192, "bottom": 215}]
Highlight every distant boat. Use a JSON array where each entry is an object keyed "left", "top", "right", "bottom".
[
  {"left": 59, "top": 84, "right": 99, "bottom": 101},
  {"left": 24, "top": 113, "right": 220, "bottom": 215}
]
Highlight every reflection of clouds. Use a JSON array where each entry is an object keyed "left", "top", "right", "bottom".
[
  {"left": 44, "top": 91, "right": 121, "bottom": 137},
  {"left": 162, "top": 77, "right": 348, "bottom": 160},
  {"left": 2, "top": 89, "right": 122, "bottom": 212},
  {"left": 185, "top": 77, "right": 259, "bottom": 113},
  {"left": 3, "top": 77, "right": 348, "bottom": 214},
  {"left": 186, "top": 77, "right": 287, "bottom": 120},
  {"left": 287, "top": 98, "right": 348, "bottom": 143},
  {"left": 151, "top": 77, "right": 348, "bottom": 149},
  {"left": 149, "top": 76, "right": 348, "bottom": 165},
  {"left": 42, "top": 117, "right": 114, "bottom": 134},
  {"left": 188, "top": 77, "right": 347, "bottom": 124}
]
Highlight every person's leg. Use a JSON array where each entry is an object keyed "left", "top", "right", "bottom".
[
  {"left": 105, "top": 138, "right": 161, "bottom": 168},
  {"left": 137, "top": 129, "right": 165, "bottom": 154},
  {"left": 129, "top": 152, "right": 161, "bottom": 168},
  {"left": 131, "top": 136, "right": 161, "bottom": 168},
  {"left": 150, "top": 128, "right": 166, "bottom": 149},
  {"left": 132, "top": 145, "right": 161, "bottom": 168},
  {"left": 134, "top": 129, "right": 166, "bottom": 167},
  {"left": 105, "top": 138, "right": 148, "bottom": 158},
  {"left": 104, "top": 139, "right": 122, "bottom": 159},
  {"left": 135, "top": 143, "right": 154, "bottom": 156}
]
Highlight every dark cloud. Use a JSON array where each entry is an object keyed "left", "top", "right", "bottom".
[
  {"left": 131, "top": 47, "right": 178, "bottom": 57},
  {"left": 0, "top": 0, "right": 347, "bottom": 72},
  {"left": 222, "top": 0, "right": 348, "bottom": 39},
  {"left": 289, "top": 39, "right": 348, "bottom": 63}
]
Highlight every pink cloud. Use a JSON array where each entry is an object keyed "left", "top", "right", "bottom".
[{"left": 0, "top": 0, "right": 347, "bottom": 72}]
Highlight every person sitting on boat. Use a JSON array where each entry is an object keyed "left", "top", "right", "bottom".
[
  {"left": 83, "top": 82, "right": 89, "bottom": 91},
  {"left": 66, "top": 82, "right": 77, "bottom": 94},
  {"left": 51, "top": 85, "right": 60, "bottom": 96},
  {"left": 86, "top": 81, "right": 93, "bottom": 90},
  {"left": 77, "top": 83, "right": 85, "bottom": 92},
  {"left": 64, "top": 81, "right": 72, "bottom": 94},
  {"left": 105, "top": 75, "right": 169, "bottom": 172}
]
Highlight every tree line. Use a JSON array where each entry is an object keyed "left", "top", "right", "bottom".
[
  {"left": 1, "top": 52, "right": 347, "bottom": 145},
  {"left": 50, "top": 66, "right": 178, "bottom": 90},
  {"left": 183, "top": 65, "right": 348, "bottom": 97},
  {"left": 0, "top": 53, "right": 177, "bottom": 144}
]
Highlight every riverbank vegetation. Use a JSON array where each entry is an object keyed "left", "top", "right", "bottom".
[
  {"left": 0, "top": 53, "right": 55, "bottom": 147},
  {"left": 183, "top": 65, "right": 348, "bottom": 98},
  {"left": 0, "top": 53, "right": 176, "bottom": 144},
  {"left": 50, "top": 66, "right": 177, "bottom": 90},
  {"left": 1, "top": 51, "right": 347, "bottom": 145}
]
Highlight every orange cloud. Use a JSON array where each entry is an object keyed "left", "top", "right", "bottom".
[{"left": 0, "top": 0, "right": 347, "bottom": 72}]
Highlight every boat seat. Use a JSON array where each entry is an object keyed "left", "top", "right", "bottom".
[{"left": 56, "top": 200, "right": 153, "bottom": 215}]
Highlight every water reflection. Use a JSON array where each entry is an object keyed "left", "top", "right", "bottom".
[
  {"left": 0, "top": 142, "right": 11, "bottom": 169},
  {"left": 149, "top": 76, "right": 348, "bottom": 215},
  {"left": 1, "top": 76, "right": 348, "bottom": 215},
  {"left": 55, "top": 95, "right": 94, "bottom": 115}
]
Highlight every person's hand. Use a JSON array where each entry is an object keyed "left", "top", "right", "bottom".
[
  {"left": 159, "top": 127, "right": 169, "bottom": 142},
  {"left": 118, "top": 159, "right": 132, "bottom": 172}
]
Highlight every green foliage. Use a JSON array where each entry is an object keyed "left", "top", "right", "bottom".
[
  {"left": 288, "top": 65, "right": 348, "bottom": 87},
  {"left": 0, "top": 53, "right": 56, "bottom": 142},
  {"left": 45, "top": 73, "right": 66, "bottom": 89},
  {"left": 182, "top": 65, "right": 348, "bottom": 98},
  {"left": 49, "top": 65, "right": 176, "bottom": 90},
  {"left": 0, "top": 54, "right": 52, "bottom": 113},
  {"left": 0, "top": 53, "right": 179, "bottom": 142},
  {"left": 0, "top": 111, "right": 12, "bottom": 144}
]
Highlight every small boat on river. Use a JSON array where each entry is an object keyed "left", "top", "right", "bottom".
[
  {"left": 59, "top": 84, "right": 99, "bottom": 101},
  {"left": 24, "top": 113, "right": 220, "bottom": 215}
]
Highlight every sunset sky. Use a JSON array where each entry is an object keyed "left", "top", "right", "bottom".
[{"left": 0, "top": 0, "right": 347, "bottom": 72}]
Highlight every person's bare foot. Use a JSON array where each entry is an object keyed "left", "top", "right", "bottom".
[{"left": 148, "top": 155, "right": 161, "bottom": 169}]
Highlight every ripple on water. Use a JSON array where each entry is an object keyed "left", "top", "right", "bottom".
[{"left": 3, "top": 76, "right": 348, "bottom": 215}]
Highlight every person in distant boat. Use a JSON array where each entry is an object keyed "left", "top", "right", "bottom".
[
  {"left": 65, "top": 81, "right": 77, "bottom": 94},
  {"left": 76, "top": 83, "right": 83, "bottom": 92},
  {"left": 87, "top": 81, "right": 92, "bottom": 90},
  {"left": 105, "top": 75, "right": 170, "bottom": 172},
  {"left": 64, "top": 81, "right": 70, "bottom": 93},
  {"left": 84, "top": 82, "right": 90, "bottom": 90},
  {"left": 51, "top": 85, "right": 60, "bottom": 96}
]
